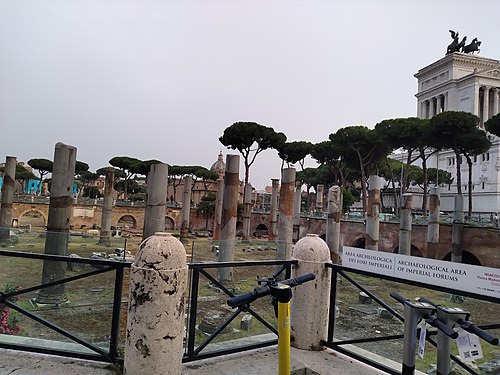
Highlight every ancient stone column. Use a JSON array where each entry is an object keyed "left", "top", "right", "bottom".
[
  {"left": 451, "top": 194, "right": 464, "bottom": 263},
  {"left": 212, "top": 178, "right": 224, "bottom": 241},
  {"left": 37, "top": 142, "right": 76, "bottom": 304},
  {"left": 99, "top": 168, "right": 115, "bottom": 245},
  {"left": 142, "top": 163, "right": 168, "bottom": 240},
  {"left": 242, "top": 183, "right": 253, "bottom": 240},
  {"left": 277, "top": 167, "right": 296, "bottom": 260},
  {"left": 426, "top": 187, "right": 440, "bottom": 257},
  {"left": 179, "top": 175, "right": 192, "bottom": 244},
  {"left": 124, "top": 233, "right": 187, "bottom": 375},
  {"left": 218, "top": 155, "right": 240, "bottom": 282},
  {"left": 365, "top": 175, "right": 381, "bottom": 250},
  {"left": 293, "top": 182, "right": 302, "bottom": 242},
  {"left": 398, "top": 193, "right": 412, "bottom": 256},
  {"left": 268, "top": 178, "right": 279, "bottom": 241},
  {"left": 291, "top": 234, "right": 331, "bottom": 350},
  {"left": 315, "top": 184, "right": 324, "bottom": 212},
  {"left": 493, "top": 88, "right": 499, "bottom": 116},
  {"left": 326, "top": 185, "right": 342, "bottom": 263},
  {"left": 0, "top": 156, "right": 16, "bottom": 242}
]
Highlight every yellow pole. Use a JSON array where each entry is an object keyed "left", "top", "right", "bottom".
[{"left": 278, "top": 300, "right": 291, "bottom": 375}]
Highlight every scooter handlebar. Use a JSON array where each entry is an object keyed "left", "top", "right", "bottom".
[
  {"left": 425, "top": 315, "right": 459, "bottom": 339},
  {"left": 227, "top": 273, "right": 316, "bottom": 308},
  {"left": 390, "top": 292, "right": 407, "bottom": 304},
  {"left": 459, "top": 321, "right": 499, "bottom": 345}
]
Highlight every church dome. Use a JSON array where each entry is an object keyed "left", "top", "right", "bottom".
[{"left": 210, "top": 151, "right": 226, "bottom": 178}]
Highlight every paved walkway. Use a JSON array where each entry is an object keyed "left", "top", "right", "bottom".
[{"left": 0, "top": 346, "right": 394, "bottom": 375}]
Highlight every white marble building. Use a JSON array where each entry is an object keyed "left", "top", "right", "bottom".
[{"left": 412, "top": 52, "right": 500, "bottom": 213}]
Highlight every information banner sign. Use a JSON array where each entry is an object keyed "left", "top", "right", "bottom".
[{"left": 342, "top": 246, "right": 500, "bottom": 299}]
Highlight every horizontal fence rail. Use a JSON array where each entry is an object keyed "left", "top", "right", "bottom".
[
  {"left": 0, "top": 250, "right": 131, "bottom": 363},
  {"left": 183, "top": 259, "right": 297, "bottom": 363},
  {"left": 323, "top": 263, "right": 500, "bottom": 375}
]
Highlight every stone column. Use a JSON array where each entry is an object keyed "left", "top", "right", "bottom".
[
  {"left": 444, "top": 92, "right": 448, "bottom": 111},
  {"left": 326, "top": 185, "right": 342, "bottom": 263},
  {"left": 365, "top": 175, "right": 381, "bottom": 251},
  {"left": 293, "top": 182, "right": 302, "bottom": 242},
  {"left": 277, "top": 168, "right": 296, "bottom": 260},
  {"left": 0, "top": 156, "right": 16, "bottom": 242},
  {"left": 218, "top": 155, "right": 240, "bottom": 282},
  {"left": 99, "top": 169, "right": 115, "bottom": 245},
  {"left": 426, "top": 187, "right": 440, "bottom": 257},
  {"left": 290, "top": 234, "right": 331, "bottom": 350},
  {"left": 398, "top": 193, "right": 412, "bottom": 256},
  {"left": 483, "top": 86, "right": 490, "bottom": 126},
  {"left": 451, "top": 195, "right": 464, "bottom": 263},
  {"left": 431, "top": 97, "right": 437, "bottom": 117},
  {"left": 212, "top": 178, "right": 224, "bottom": 241},
  {"left": 268, "top": 179, "right": 279, "bottom": 241},
  {"left": 493, "top": 88, "right": 499, "bottom": 116},
  {"left": 179, "top": 175, "right": 192, "bottom": 244},
  {"left": 242, "top": 183, "right": 253, "bottom": 240},
  {"left": 142, "top": 163, "right": 168, "bottom": 240},
  {"left": 37, "top": 142, "right": 77, "bottom": 304},
  {"left": 124, "top": 233, "right": 187, "bottom": 375},
  {"left": 315, "top": 184, "right": 324, "bottom": 212}
]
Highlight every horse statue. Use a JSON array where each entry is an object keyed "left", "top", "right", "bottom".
[
  {"left": 462, "top": 38, "right": 482, "bottom": 54},
  {"left": 446, "top": 30, "right": 459, "bottom": 54}
]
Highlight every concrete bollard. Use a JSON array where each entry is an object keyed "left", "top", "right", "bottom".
[
  {"left": 290, "top": 234, "right": 331, "bottom": 350},
  {"left": 124, "top": 232, "right": 187, "bottom": 375}
]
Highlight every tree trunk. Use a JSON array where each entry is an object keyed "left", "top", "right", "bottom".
[
  {"left": 454, "top": 149, "right": 462, "bottom": 195},
  {"left": 466, "top": 156, "right": 473, "bottom": 217},
  {"left": 421, "top": 150, "right": 428, "bottom": 213}
]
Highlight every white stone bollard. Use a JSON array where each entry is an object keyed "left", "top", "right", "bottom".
[
  {"left": 290, "top": 234, "right": 331, "bottom": 350},
  {"left": 124, "top": 232, "right": 188, "bottom": 375}
]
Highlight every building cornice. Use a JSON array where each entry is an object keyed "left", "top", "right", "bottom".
[{"left": 414, "top": 53, "right": 500, "bottom": 79}]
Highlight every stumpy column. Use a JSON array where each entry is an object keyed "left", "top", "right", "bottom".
[
  {"left": 0, "top": 156, "right": 16, "bottom": 242},
  {"left": 179, "top": 175, "right": 192, "bottom": 244},
  {"left": 37, "top": 143, "right": 77, "bottom": 304},
  {"left": 426, "top": 187, "right": 440, "bottom": 256},
  {"left": 293, "top": 182, "right": 302, "bottom": 242},
  {"left": 218, "top": 155, "right": 240, "bottom": 282},
  {"left": 451, "top": 195, "right": 464, "bottom": 263},
  {"left": 278, "top": 167, "right": 295, "bottom": 260},
  {"left": 315, "top": 184, "right": 324, "bottom": 212},
  {"left": 268, "top": 178, "right": 279, "bottom": 241},
  {"left": 242, "top": 183, "right": 253, "bottom": 240},
  {"left": 99, "top": 168, "right": 115, "bottom": 245},
  {"left": 212, "top": 178, "right": 224, "bottom": 241},
  {"left": 142, "top": 163, "right": 168, "bottom": 240},
  {"left": 398, "top": 193, "right": 412, "bottom": 255},
  {"left": 365, "top": 175, "right": 381, "bottom": 250},
  {"left": 326, "top": 185, "right": 342, "bottom": 263}
]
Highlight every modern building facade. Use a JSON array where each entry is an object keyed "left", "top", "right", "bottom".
[{"left": 414, "top": 52, "right": 500, "bottom": 213}]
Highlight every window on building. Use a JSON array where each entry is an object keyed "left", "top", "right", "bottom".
[
  {"left": 482, "top": 154, "right": 486, "bottom": 162},
  {"left": 482, "top": 182, "right": 485, "bottom": 189},
  {"left": 474, "top": 155, "right": 477, "bottom": 163},
  {"left": 487, "top": 153, "right": 490, "bottom": 161},
  {"left": 448, "top": 184, "right": 451, "bottom": 191}
]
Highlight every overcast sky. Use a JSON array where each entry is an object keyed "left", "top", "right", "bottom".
[{"left": 1, "top": 0, "right": 499, "bottom": 190}]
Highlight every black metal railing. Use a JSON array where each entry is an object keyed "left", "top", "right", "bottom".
[
  {"left": 323, "top": 264, "right": 500, "bottom": 375},
  {"left": 0, "top": 250, "right": 131, "bottom": 363},
  {"left": 183, "top": 259, "right": 297, "bottom": 362}
]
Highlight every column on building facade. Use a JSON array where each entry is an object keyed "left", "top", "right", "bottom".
[
  {"left": 424, "top": 100, "right": 430, "bottom": 119},
  {"left": 493, "top": 88, "right": 499, "bottom": 116},
  {"left": 432, "top": 97, "right": 437, "bottom": 117},
  {"left": 474, "top": 84, "right": 480, "bottom": 118},
  {"left": 483, "top": 86, "right": 491, "bottom": 127},
  {"left": 443, "top": 92, "right": 448, "bottom": 112}
]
